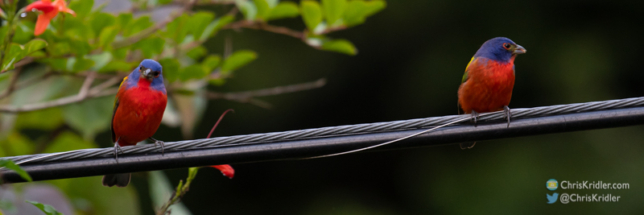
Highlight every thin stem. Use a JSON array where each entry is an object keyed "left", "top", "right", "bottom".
[
  {"left": 207, "top": 78, "right": 326, "bottom": 101},
  {"left": 223, "top": 21, "right": 305, "bottom": 39},
  {"left": 0, "top": 75, "right": 119, "bottom": 113},
  {"left": 0, "top": 66, "right": 21, "bottom": 99}
]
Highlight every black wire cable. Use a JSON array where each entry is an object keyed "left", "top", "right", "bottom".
[{"left": 2, "top": 97, "right": 644, "bottom": 182}]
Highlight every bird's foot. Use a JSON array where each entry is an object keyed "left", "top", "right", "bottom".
[
  {"left": 503, "top": 106, "right": 512, "bottom": 128},
  {"left": 149, "top": 137, "right": 165, "bottom": 155},
  {"left": 113, "top": 141, "right": 123, "bottom": 163},
  {"left": 470, "top": 110, "right": 480, "bottom": 127}
]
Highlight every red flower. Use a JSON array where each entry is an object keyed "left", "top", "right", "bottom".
[
  {"left": 211, "top": 165, "right": 235, "bottom": 179},
  {"left": 206, "top": 109, "right": 235, "bottom": 179},
  {"left": 25, "top": 0, "right": 75, "bottom": 36}
]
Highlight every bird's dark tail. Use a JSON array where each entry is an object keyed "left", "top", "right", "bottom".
[{"left": 102, "top": 173, "right": 131, "bottom": 187}]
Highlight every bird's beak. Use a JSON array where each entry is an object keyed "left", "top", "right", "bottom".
[
  {"left": 142, "top": 68, "right": 153, "bottom": 79},
  {"left": 513, "top": 45, "right": 526, "bottom": 54}
]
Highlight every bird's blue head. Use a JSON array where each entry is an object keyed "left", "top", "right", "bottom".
[
  {"left": 127, "top": 59, "right": 166, "bottom": 93},
  {"left": 473, "top": 37, "right": 526, "bottom": 62}
]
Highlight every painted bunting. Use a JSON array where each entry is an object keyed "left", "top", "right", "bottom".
[
  {"left": 103, "top": 59, "right": 167, "bottom": 187},
  {"left": 457, "top": 37, "right": 526, "bottom": 149}
]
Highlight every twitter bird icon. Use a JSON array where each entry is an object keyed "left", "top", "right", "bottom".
[{"left": 547, "top": 193, "right": 559, "bottom": 204}]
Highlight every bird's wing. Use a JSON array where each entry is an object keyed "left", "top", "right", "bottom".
[
  {"left": 111, "top": 76, "right": 128, "bottom": 142},
  {"left": 458, "top": 57, "right": 477, "bottom": 114},
  {"left": 461, "top": 57, "right": 476, "bottom": 84}
]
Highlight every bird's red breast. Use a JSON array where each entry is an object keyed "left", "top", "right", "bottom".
[
  {"left": 458, "top": 57, "right": 515, "bottom": 113},
  {"left": 112, "top": 78, "right": 167, "bottom": 146}
]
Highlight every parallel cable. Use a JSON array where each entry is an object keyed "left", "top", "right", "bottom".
[{"left": 3, "top": 97, "right": 644, "bottom": 165}]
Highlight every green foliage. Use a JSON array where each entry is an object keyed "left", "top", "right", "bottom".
[
  {"left": 0, "top": 0, "right": 385, "bottom": 214},
  {"left": 320, "top": 39, "right": 357, "bottom": 55},
  {"left": 62, "top": 96, "right": 113, "bottom": 140},
  {"left": 48, "top": 176, "right": 140, "bottom": 215},
  {"left": 159, "top": 58, "right": 181, "bottom": 82},
  {"left": 43, "top": 132, "right": 98, "bottom": 153},
  {"left": 322, "top": 0, "right": 346, "bottom": 27},
  {"left": 221, "top": 50, "right": 257, "bottom": 74},
  {"left": 236, "top": 0, "right": 258, "bottom": 20},
  {"left": 343, "top": 1, "right": 386, "bottom": 26},
  {"left": 190, "top": 12, "right": 216, "bottom": 41},
  {"left": 149, "top": 171, "right": 191, "bottom": 214},
  {"left": 267, "top": 2, "right": 299, "bottom": 21},
  {"left": 301, "top": 1, "right": 323, "bottom": 32},
  {"left": 15, "top": 108, "right": 64, "bottom": 130},
  {"left": 1, "top": 39, "right": 47, "bottom": 72},
  {"left": 0, "top": 159, "right": 32, "bottom": 182},
  {"left": 25, "top": 201, "right": 63, "bottom": 215},
  {"left": 201, "top": 15, "right": 235, "bottom": 41}
]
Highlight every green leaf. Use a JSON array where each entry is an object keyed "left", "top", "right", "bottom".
[
  {"left": 165, "top": 14, "right": 190, "bottom": 44},
  {"left": 48, "top": 42, "right": 72, "bottom": 57},
  {"left": 68, "top": 39, "right": 92, "bottom": 55},
  {"left": 179, "top": 65, "right": 208, "bottom": 81},
  {"left": 44, "top": 132, "right": 98, "bottom": 153},
  {"left": 45, "top": 58, "right": 68, "bottom": 71},
  {"left": 0, "top": 160, "right": 32, "bottom": 182},
  {"left": 187, "top": 167, "right": 199, "bottom": 181},
  {"left": 221, "top": 50, "right": 257, "bottom": 74},
  {"left": 123, "top": 16, "right": 153, "bottom": 37},
  {"left": 186, "top": 46, "right": 207, "bottom": 60},
  {"left": 322, "top": 0, "right": 346, "bottom": 26},
  {"left": 23, "top": 39, "right": 48, "bottom": 55},
  {"left": 62, "top": 96, "right": 113, "bottom": 140},
  {"left": 208, "top": 78, "right": 226, "bottom": 86},
  {"left": 266, "top": 2, "right": 299, "bottom": 21},
  {"left": 149, "top": 171, "right": 192, "bottom": 214},
  {"left": 253, "top": 0, "right": 270, "bottom": 19},
  {"left": 66, "top": 57, "right": 94, "bottom": 72},
  {"left": 301, "top": 1, "right": 323, "bottom": 32},
  {"left": 189, "top": 12, "right": 215, "bottom": 41},
  {"left": 236, "top": 0, "right": 257, "bottom": 20},
  {"left": 132, "top": 37, "right": 165, "bottom": 58},
  {"left": 202, "top": 54, "right": 221, "bottom": 71},
  {"left": 265, "top": 0, "right": 278, "bottom": 7},
  {"left": 0, "top": 132, "right": 36, "bottom": 157},
  {"left": 173, "top": 89, "right": 196, "bottom": 95},
  {"left": 13, "top": 21, "right": 35, "bottom": 44},
  {"left": 62, "top": 15, "right": 93, "bottom": 41},
  {"left": 88, "top": 52, "right": 112, "bottom": 71},
  {"left": 29, "top": 50, "right": 46, "bottom": 58},
  {"left": 69, "top": 0, "right": 94, "bottom": 18},
  {"left": 98, "top": 26, "right": 119, "bottom": 49},
  {"left": 116, "top": 13, "right": 133, "bottom": 30},
  {"left": 343, "top": 0, "right": 385, "bottom": 26},
  {"left": 320, "top": 39, "right": 357, "bottom": 55},
  {"left": 90, "top": 12, "right": 117, "bottom": 38},
  {"left": 0, "top": 26, "right": 7, "bottom": 48},
  {"left": 98, "top": 60, "right": 134, "bottom": 73},
  {"left": 199, "top": 15, "right": 235, "bottom": 41},
  {"left": 158, "top": 58, "right": 180, "bottom": 82},
  {"left": 25, "top": 201, "right": 63, "bottom": 215},
  {"left": 15, "top": 108, "right": 64, "bottom": 130},
  {"left": 2, "top": 40, "right": 47, "bottom": 72}
]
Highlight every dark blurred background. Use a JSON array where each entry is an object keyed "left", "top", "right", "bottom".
[{"left": 102, "top": 0, "right": 644, "bottom": 214}]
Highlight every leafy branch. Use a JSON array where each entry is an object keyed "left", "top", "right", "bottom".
[{"left": 155, "top": 167, "right": 198, "bottom": 215}]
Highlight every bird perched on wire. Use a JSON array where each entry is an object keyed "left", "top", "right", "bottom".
[
  {"left": 103, "top": 59, "right": 167, "bottom": 187},
  {"left": 457, "top": 37, "right": 526, "bottom": 149}
]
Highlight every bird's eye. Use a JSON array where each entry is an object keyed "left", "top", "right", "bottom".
[
  {"left": 152, "top": 71, "right": 160, "bottom": 78},
  {"left": 140, "top": 66, "right": 147, "bottom": 71},
  {"left": 503, "top": 43, "right": 512, "bottom": 50}
]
